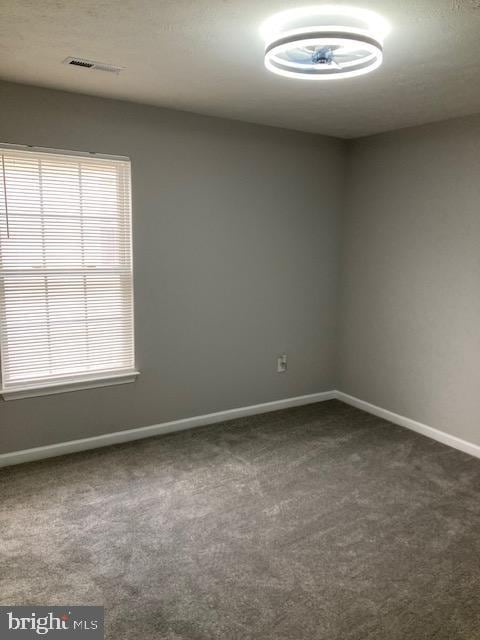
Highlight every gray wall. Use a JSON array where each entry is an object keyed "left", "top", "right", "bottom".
[
  {"left": 338, "top": 114, "right": 480, "bottom": 446},
  {"left": 0, "top": 81, "right": 345, "bottom": 454}
]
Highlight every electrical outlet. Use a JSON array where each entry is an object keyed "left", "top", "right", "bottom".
[{"left": 277, "top": 354, "right": 287, "bottom": 373}]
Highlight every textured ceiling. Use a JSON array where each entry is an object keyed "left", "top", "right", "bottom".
[{"left": 1, "top": 0, "right": 480, "bottom": 138}]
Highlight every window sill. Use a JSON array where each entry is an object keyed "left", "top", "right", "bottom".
[{"left": 1, "top": 370, "right": 140, "bottom": 401}]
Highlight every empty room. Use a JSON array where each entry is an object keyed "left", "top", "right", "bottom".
[{"left": 0, "top": 1, "right": 479, "bottom": 638}]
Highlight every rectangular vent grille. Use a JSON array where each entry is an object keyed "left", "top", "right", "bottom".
[
  {"left": 63, "top": 57, "right": 124, "bottom": 74},
  {"left": 69, "top": 59, "right": 94, "bottom": 68}
]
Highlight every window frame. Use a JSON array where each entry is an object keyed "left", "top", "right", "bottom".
[{"left": 0, "top": 143, "right": 139, "bottom": 400}]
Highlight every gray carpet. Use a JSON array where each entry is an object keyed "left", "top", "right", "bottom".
[{"left": 1, "top": 399, "right": 480, "bottom": 639}]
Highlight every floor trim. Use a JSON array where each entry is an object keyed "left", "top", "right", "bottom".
[
  {"left": 3, "top": 389, "right": 479, "bottom": 468},
  {"left": 0, "top": 391, "right": 336, "bottom": 468},
  {"left": 336, "top": 391, "right": 480, "bottom": 460}
]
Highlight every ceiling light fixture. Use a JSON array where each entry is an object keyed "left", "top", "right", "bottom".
[{"left": 261, "top": 5, "right": 390, "bottom": 80}]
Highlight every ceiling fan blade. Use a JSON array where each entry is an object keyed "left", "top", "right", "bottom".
[
  {"left": 335, "top": 51, "right": 365, "bottom": 58},
  {"left": 284, "top": 49, "right": 315, "bottom": 63}
]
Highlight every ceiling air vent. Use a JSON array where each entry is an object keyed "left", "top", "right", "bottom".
[{"left": 63, "top": 57, "right": 124, "bottom": 74}]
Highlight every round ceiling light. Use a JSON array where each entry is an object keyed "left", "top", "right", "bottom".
[{"left": 261, "top": 5, "right": 390, "bottom": 80}]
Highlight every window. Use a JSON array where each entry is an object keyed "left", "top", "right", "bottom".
[{"left": 0, "top": 145, "right": 137, "bottom": 399}]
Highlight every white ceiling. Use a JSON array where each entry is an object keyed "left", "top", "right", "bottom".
[{"left": 1, "top": 0, "right": 480, "bottom": 138}]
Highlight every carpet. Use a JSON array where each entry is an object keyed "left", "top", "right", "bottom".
[{"left": 1, "top": 399, "right": 479, "bottom": 639}]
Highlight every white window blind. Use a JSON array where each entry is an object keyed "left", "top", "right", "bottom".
[{"left": 0, "top": 146, "right": 137, "bottom": 398}]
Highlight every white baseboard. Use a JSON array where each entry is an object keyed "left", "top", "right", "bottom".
[
  {"left": 3, "top": 389, "right": 478, "bottom": 469},
  {"left": 0, "top": 390, "right": 336, "bottom": 468},
  {"left": 336, "top": 391, "right": 480, "bottom": 460}
]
